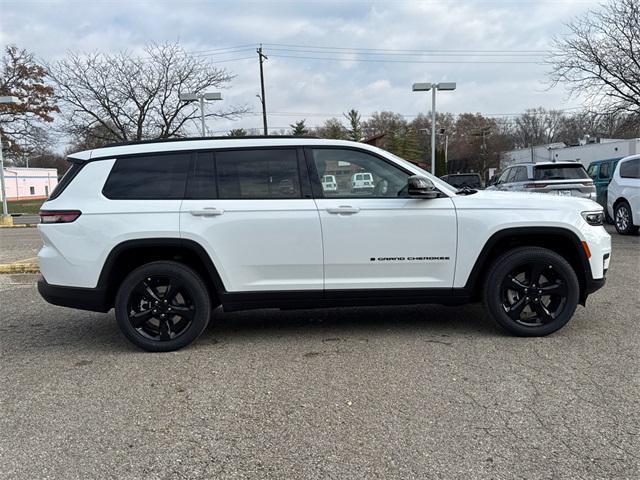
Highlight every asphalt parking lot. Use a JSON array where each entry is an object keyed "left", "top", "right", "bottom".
[{"left": 0, "top": 227, "right": 638, "bottom": 479}]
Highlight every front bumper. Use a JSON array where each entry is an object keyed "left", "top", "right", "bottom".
[{"left": 37, "top": 275, "right": 111, "bottom": 312}]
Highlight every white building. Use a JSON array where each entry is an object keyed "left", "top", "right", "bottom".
[
  {"left": 0, "top": 167, "right": 59, "bottom": 201},
  {"left": 502, "top": 137, "right": 640, "bottom": 169}
]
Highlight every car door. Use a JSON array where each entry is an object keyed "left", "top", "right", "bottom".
[
  {"left": 180, "top": 148, "right": 323, "bottom": 293},
  {"left": 307, "top": 147, "right": 457, "bottom": 290}
]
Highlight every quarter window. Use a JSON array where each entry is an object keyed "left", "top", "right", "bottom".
[
  {"left": 216, "top": 149, "right": 301, "bottom": 199},
  {"left": 311, "top": 148, "right": 410, "bottom": 198},
  {"left": 103, "top": 153, "right": 190, "bottom": 200}
]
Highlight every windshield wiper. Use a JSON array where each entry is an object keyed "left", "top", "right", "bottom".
[{"left": 456, "top": 186, "right": 478, "bottom": 195}]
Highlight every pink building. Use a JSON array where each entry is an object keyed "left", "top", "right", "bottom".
[{"left": 1, "top": 167, "right": 59, "bottom": 201}]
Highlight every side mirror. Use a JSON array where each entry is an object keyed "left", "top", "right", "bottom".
[{"left": 408, "top": 175, "right": 439, "bottom": 199}]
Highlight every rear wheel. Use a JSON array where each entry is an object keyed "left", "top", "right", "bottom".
[
  {"left": 482, "top": 247, "right": 580, "bottom": 336},
  {"left": 614, "top": 201, "right": 639, "bottom": 235},
  {"left": 115, "top": 261, "right": 211, "bottom": 352}
]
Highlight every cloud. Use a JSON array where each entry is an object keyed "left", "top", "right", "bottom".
[{"left": 1, "top": 0, "right": 599, "bottom": 139}]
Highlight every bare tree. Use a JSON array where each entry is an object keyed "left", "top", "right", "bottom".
[
  {"left": 512, "top": 108, "right": 566, "bottom": 148},
  {"left": 548, "top": 0, "right": 640, "bottom": 115},
  {"left": 0, "top": 45, "right": 59, "bottom": 163},
  {"left": 48, "top": 42, "right": 246, "bottom": 144}
]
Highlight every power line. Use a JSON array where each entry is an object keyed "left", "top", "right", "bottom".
[
  {"left": 267, "top": 53, "right": 543, "bottom": 64},
  {"left": 262, "top": 43, "right": 550, "bottom": 54}
]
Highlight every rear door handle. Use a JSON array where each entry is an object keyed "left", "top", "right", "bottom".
[
  {"left": 190, "top": 208, "right": 224, "bottom": 217},
  {"left": 326, "top": 206, "right": 360, "bottom": 215}
]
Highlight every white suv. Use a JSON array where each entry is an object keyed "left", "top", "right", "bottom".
[
  {"left": 38, "top": 137, "right": 611, "bottom": 351},
  {"left": 607, "top": 154, "right": 640, "bottom": 235}
]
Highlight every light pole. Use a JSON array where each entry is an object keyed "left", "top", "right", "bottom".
[
  {"left": 179, "top": 92, "right": 223, "bottom": 137},
  {"left": 412, "top": 82, "right": 456, "bottom": 175},
  {"left": 0, "top": 96, "right": 20, "bottom": 226}
]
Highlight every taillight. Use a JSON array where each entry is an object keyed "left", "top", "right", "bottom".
[
  {"left": 524, "top": 183, "right": 547, "bottom": 189},
  {"left": 39, "top": 210, "right": 82, "bottom": 224}
]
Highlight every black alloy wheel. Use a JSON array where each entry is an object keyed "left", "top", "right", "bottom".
[
  {"left": 500, "top": 262, "right": 568, "bottom": 327},
  {"left": 483, "top": 247, "right": 580, "bottom": 336},
  {"left": 115, "top": 261, "right": 211, "bottom": 352},
  {"left": 127, "top": 275, "right": 195, "bottom": 341}
]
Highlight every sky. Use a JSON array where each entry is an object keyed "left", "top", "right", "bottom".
[{"left": 0, "top": 0, "right": 601, "bottom": 137}]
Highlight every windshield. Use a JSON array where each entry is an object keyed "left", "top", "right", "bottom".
[{"left": 534, "top": 165, "right": 589, "bottom": 180}]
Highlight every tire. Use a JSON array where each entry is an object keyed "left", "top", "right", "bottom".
[
  {"left": 482, "top": 247, "right": 580, "bottom": 336},
  {"left": 614, "top": 201, "right": 639, "bottom": 235},
  {"left": 115, "top": 261, "right": 211, "bottom": 352}
]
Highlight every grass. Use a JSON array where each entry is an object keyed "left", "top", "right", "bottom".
[{"left": 7, "top": 198, "right": 45, "bottom": 215}]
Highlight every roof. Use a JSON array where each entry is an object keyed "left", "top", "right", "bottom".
[{"left": 68, "top": 137, "right": 377, "bottom": 162}]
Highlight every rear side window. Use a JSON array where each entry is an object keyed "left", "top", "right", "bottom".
[
  {"left": 103, "top": 152, "right": 190, "bottom": 199},
  {"left": 620, "top": 159, "right": 640, "bottom": 179},
  {"left": 216, "top": 149, "right": 301, "bottom": 199},
  {"left": 49, "top": 162, "right": 84, "bottom": 200},
  {"left": 534, "top": 165, "right": 588, "bottom": 180}
]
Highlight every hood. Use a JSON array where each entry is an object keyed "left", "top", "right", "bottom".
[{"left": 451, "top": 189, "right": 602, "bottom": 212}]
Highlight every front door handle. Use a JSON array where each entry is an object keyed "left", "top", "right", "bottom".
[
  {"left": 190, "top": 208, "right": 224, "bottom": 217},
  {"left": 326, "top": 205, "right": 360, "bottom": 215}
]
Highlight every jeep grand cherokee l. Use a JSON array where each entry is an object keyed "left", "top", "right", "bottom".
[{"left": 38, "top": 137, "right": 611, "bottom": 351}]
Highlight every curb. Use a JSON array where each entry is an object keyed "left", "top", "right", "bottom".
[
  {"left": 0, "top": 263, "right": 39, "bottom": 274},
  {"left": 0, "top": 224, "right": 38, "bottom": 228},
  {"left": 0, "top": 257, "right": 39, "bottom": 274}
]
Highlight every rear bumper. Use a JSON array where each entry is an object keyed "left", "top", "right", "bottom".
[{"left": 37, "top": 275, "right": 111, "bottom": 312}]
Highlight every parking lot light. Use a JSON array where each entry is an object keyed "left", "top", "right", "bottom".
[
  {"left": 179, "top": 92, "right": 223, "bottom": 137},
  {"left": 412, "top": 82, "right": 457, "bottom": 174}
]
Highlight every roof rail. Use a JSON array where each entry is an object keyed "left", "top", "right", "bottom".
[{"left": 103, "top": 135, "right": 320, "bottom": 148}]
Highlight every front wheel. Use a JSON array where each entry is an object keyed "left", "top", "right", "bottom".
[
  {"left": 115, "top": 261, "right": 211, "bottom": 352},
  {"left": 482, "top": 247, "right": 580, "bottom": 336},
  {"left": 614, "top": 201, "right": 639, "bottom": 235}
]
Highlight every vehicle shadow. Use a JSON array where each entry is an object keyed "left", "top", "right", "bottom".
[{"left": 195, "top": 302, "right": 503, "bottom": 348}]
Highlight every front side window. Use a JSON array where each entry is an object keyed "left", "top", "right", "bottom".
[
  {"left": 620, "top": 158, "right": 640, "bottom": 179},
  {"left": 513, "top": 167, "right": 528, "bottom": 182},
  {"left": 216, "top": 149, "right": 301, "bottom": 199},
  {"left": 497, "top": 169, "right": 511, "bottom": 184},
  {"left": 311, "top": 148, "right": 410, "bottom": 198},
  {"left": 103, "top": 152, "right": 190, "bottom": 200},
  {"left": 598, "top": 162, "right": 610, "bottom": 179}
]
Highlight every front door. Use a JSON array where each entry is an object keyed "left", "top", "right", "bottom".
[
  {"left": 180, "top": 148, "right": 323, "bottom": 293},
  {"left": 307, "top": 147, "right": 457, "bottom": 290}
]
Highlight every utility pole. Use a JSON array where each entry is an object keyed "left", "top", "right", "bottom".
[{"left": 257, "top": 45, "right": 268, "bottom": 136}]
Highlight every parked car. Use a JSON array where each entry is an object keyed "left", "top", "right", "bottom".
[
  {"left": 37, "top": 137, "right": 610, "bottom": 351},
  {"left": 607, "top": 155, "right": 640, "bottom": 235},
  {"left": 351, "top": 172, "right": 374, "bottom": 192},
  {"left": 488, "top": 162, "right": 595, "bottom": 199},
  {"left": 587, "top": 158, "right": 621, "bottom": 223},
  {"left": 321, "top": 174, "right": 337, "bottom": 192},
  {"left": 441, "top": 173, "right": 483, "bottom": 190}
]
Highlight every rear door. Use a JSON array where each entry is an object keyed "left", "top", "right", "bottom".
[
  {"left": 180, "top": 148, "right": 323, "bottom": 293},
  {"left": 307, "top": 147, "right": 457, "bottom": 290}
]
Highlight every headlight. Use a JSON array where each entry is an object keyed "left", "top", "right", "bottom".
[{"left": 581, "top": 210, "right": 604, "bottom": 226}]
